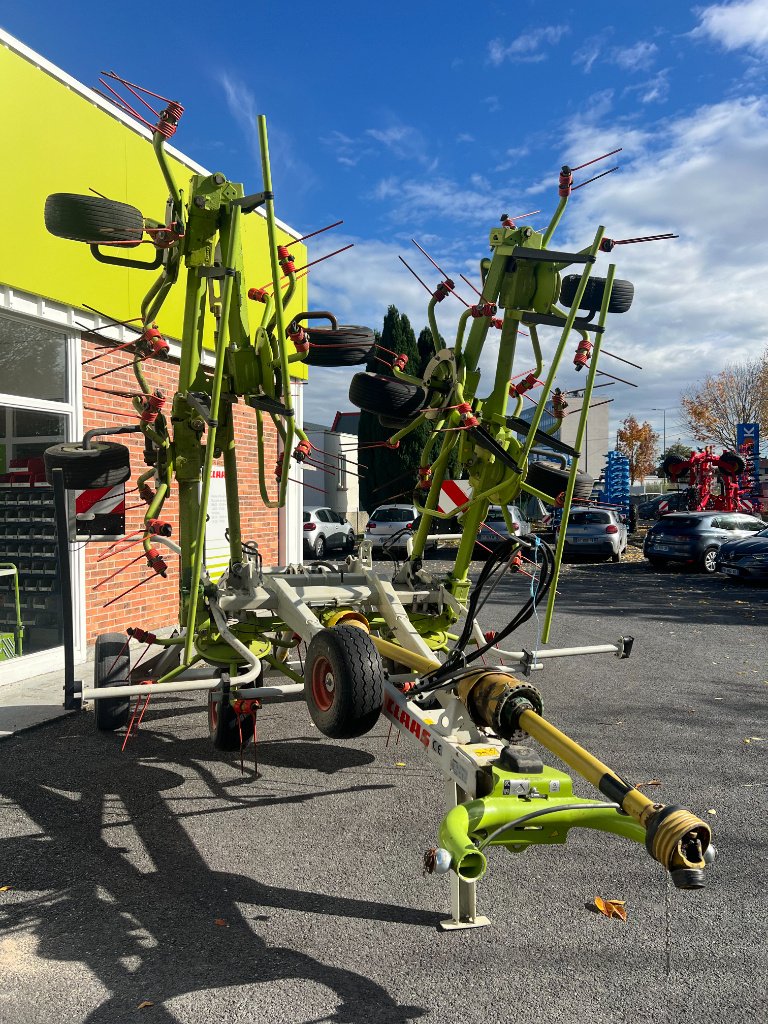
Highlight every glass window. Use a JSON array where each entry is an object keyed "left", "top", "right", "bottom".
[
  {"left": 0, "top": 316, "right": 68, "bottom": 403},
  {"left": 303, "top": 511, "right": 311, "bottom": 522},
  {"left": 317, "top": 509, "right": 332, "bottom": 523},
  {"left": 736, "top": 516, "right": 764, "bottom": 532}
]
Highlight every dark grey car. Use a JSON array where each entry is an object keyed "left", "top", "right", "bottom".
[{"left": 643, "top": 511, "right": 765, "bottom": 573}]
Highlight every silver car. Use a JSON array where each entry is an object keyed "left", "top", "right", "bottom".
[
  {"left": 557, "top": 507, "right": 628, "bottom": 562},
  {"left": 476, "top": 505, "right": 531, "bottom": 552},
  {"left": 364, "top": 504, "right": 417, "bottom": 553},
  {"left": 303, "top": 507, "right": 356, "bottom": 559}
]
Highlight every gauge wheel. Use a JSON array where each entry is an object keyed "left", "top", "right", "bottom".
[
  {"left": 208, "top": 691, "right": 255, "bottom": 751},
  {"left": 701, "top": 547, "right": 718, "bottom": 574},
  {"left": 44, "top": 441, "right": 131, "bottom": 489},
  {"left": 94, "top": 633, "right": 131, "bottom": 731},
  {"left": 303, "top": 326, "right": 375, "bottom": 367},
  {"left": 304, "top": 626, "right": 383, "bottom": 738},
  {"left": 45, "top": 193, "right": 144, "bottom": 247},
  {"left": 559, "top": 274, "right": 634, "bottom": 313},
  {"left": 525, "top": 461, "right": 594, "bottom": 502}
]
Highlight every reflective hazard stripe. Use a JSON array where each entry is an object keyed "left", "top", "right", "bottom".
[
  {"left": 437, "top": 479, "right": 473, "bottom": 514},
  {"left": 75, "top": 484, "right": 126, "bottom": 517}
]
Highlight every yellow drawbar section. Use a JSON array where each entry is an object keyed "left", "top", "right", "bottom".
[{"left": 0, "top": 38, "right": 307, "bottom": 366}]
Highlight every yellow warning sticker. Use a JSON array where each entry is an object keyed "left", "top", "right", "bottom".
[{"left": 471, "top": 747, "right": 500, "bottom": 757}]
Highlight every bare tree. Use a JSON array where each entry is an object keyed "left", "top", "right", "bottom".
[{"left": 680, "top": 353, "right": 768, "bottom": 451}]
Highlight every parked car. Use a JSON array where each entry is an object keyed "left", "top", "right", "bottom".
[
  {"left": 476, "top": 505, "right": 530, "bottom": 552},
  {"left": 715, "top": 525, "right": 768, "bottom": 580},
  {"left": 410, "top": 513, "right": 463, "bottom": 552},
  {"left": 643, "top": 511, "right": 765, "bottom": 573},
  {"left": 303, "top": 507, "right": 356, "bottom": 559},
  {"left": 364, "top": 504, "right": 417, "bottom": 554},
  {"left": 556, "top": 507, "right": 627, "bottom": 562},
  {"left": 637, "top": 491, "right": 690, "bottom": 520}
]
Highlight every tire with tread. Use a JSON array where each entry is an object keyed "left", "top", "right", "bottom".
[
  {"left": 304, "top": 326, "right": 375, "bottom": 367},
  {"left": 349, "top": 372, "right": 427, "bottom": 418},
  {"left": 94, "top": 633, "right": 131, "bottom": 731},
  {"left": 661, "top": 454, "right": 688, "bottom": 480},
  {"left": 526, "top": 461, "right": 593, "bottom": 502},
  {"left": 44, "top": 441, "right": 131, "bottom": 489},
  {"left": 44, "top": 193, "right": 144, "bottom": 247},
  {"left": 559, "top": 274, "right": 634, "bottom": 314},
  {"left": 208, "top": 691, "right": 256, "bottom": 751},
  {"left": 718, "top": 450, "right": 745, "bottom": 476},
  {"left": 304, "top": 626, "right": 383, "bottom": 738},
  {"left": 701, "top": 546, "right": 718, "bottom": 574}
]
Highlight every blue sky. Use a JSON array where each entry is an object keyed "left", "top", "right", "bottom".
[{"left": 4, "top": 0, "right": 768, "bottom": 447}]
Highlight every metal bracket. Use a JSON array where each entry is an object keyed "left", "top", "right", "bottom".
[
  {"left": 510, "top": 246, "right": 595, "bottom": 266},
  {"left": 232, "top": 191, "right": 273, "bottom": 213}
]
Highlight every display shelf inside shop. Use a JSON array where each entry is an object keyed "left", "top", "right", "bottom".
[{"left": 0, "top": 483, "right": 63, "bottom": 651}]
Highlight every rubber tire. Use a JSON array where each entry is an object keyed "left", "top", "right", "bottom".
[
  {"left": 44, "top": 441, "right": 131, "bottom": 489},
  {"left": 349, "top": 372, "right": 427, "bottom": 418},
  {"left": 344, "top": 530, "right": 356, "bottom": 552},
  {"left": 313, "top": 535, "right": 326, "bottom": 559},
  {"left": 94, "top": 633, "right": 131, "bottom": 731},
  {"left": 208, "top": 691, "right": 255, "bottom": 751},
  {"left": 304, "top": 626, "right": 383, "bottom": 739},
  {"left": 611, "top": 549, "right": 622, "bottom": 563},
  {"left": 647, "top": 557, "right": 667, "bottom": 568},
  {"left": 662, "top": 454, "right": 688, "bottom": 480},
  {"left": 379, "top": 414, "right": 417, "bottom": 430},
  {"left": 718, "top": 450, "right": 746, "bottom": 476},
  {"left": 559, "top": 274, "right": 634, "bottom": 314},
  {"left": 701, "top": 547, "right": 718, "bottom": 574},
  {"left": 526, "top": 461, "right": 594, "bottom": 502},
  {"left": 304, "top": 326, "right": 375, "bottom": 367},
  {"left": 44, "top": 193, "right": 144, "bottom": 247}
]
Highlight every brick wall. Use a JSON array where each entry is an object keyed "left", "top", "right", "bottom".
[{"left": 82, "top": 335, "right": 279, "bottom": 644}]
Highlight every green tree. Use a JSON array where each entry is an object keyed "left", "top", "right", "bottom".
[
  {"left": 358, "top": 307, "right": 432, "bottom": 511},
  {"left": 616, "top": 415, "right": 659, "bottom": 485}
]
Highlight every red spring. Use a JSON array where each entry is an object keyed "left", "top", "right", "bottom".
[
  {"left": 151, "top": 221, "right": 185, "bottom": 249},
  {"left": 231, "top": 698, "right": 262, "bottom": 716},
  {"left": 277, "top": 246, "right": 289, "bottom": 260},
  {"left": 127, "top": 626, "right": 157, "bottom": 644},
  {"left": 140, "top": 391, "right": 165, "bottom": 424},
  {"left": 559, "top": 165, "right": 573, "bottom": 198},
  {"left": 141, "top": 324, "right": 169, "bottom": 359},
  {"left": 511, "top": 372, "right": 537, "bottom": 397},
  {"left": 146, "top": 547, "right": 168, "bottom": 577},
  {"left": 148, "top": 518, "right": 172, "bottom": 537},
  {"left": 432, "top": 278, "right": 454, "bottom": 302},
  {"left": 275, "top": 452, "right": 284, "bottom": 480},
  {"left": 293, "top": 439, "right": 312, "bottom": 463},
  {"left": 599, "top": 238, "right": 615, "bottom": 252},
  {"left": 385, "top": 440, "right": 400, "bottom": 450},
  {"left": 509, "top": 550, "right": 524, "bottom": 571},
  {"left": 483, "top": 630, "right": 497, "bottom": 643},
  {"left": 393, "top": 353, "right": 409, "bottom": 370},
  {"left": 555, "top": 491, "right": 566, "bottom": 508},
  {"left": 288, "top": 324, "right": 309, "bottom": 353},
  {"left": 248, "top": 287, "right": 269, "bottom": 303},
  {"left": 491, "top": 318, "right": 503, "bottom": 330},
  {"left": 417, "top": 467, "right": 432, "bottom": 490},
  {"left": 551, "top": 389, "right": 569, "bottom": 417},
  {"left": 155, "top": 101, "right": 184, "bottom": 138},
  {"left": 470, "top": 302, "right": 497, "bottom": 319},
  {"left": 500, "top": 215, "right": 515, "bottom": 228},
  {"left": 574, "top": 339, "right": 592, "bottom": 370},
  {"left": 139, "top": 483, "right": 155, "bottom": 504}
]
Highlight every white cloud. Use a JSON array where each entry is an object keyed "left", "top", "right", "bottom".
[
  {"left": 692, "top": 0, "right": 768, "bottom": 57},
  {"left": 488, "top": 25, "right": 569, "bottom": 65},
  {"left": 613, "top": 41, "right": 658, "bottom": 71}
]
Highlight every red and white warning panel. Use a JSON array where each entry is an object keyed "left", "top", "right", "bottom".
[
  {"left": 70, "top": 484, "right": 126, "bottom": 541},
  {"left": 437, "top": 479, "right": 473, "bottom": 514}
]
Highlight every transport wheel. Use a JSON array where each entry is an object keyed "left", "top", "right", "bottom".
[
  {"left": 304, "top": 626, "right": 383, "bottom": 738},
  {"left": 314, "top": 535, "right": 326, "bottom": 559},
  {"left": 304, "top": 326, "right": 375, "bottom": 367},
  {"left": 558, "top": 274, "right": 634, "bottom": 313},
  {"left": 525, "top": 461, "right": 593, "bottom": 502},
  {"left": 701, "top": 547, "right": 718, "bottom": 574},
  {"left": 718, "top": 451, "right": 746, "bottom": 476},
  {"left": 349, "top": 372, "right": 427, "bottom": 419},
  {"left": 44, "top": 193, "right": 144, "bottom": 246},
  {"left": 44, "top": 441, "right": 131, "bottom": 489},
  {"left": 94, "top": 632, "right": 131, "bottom": 731},
  {"left": 208, "top": 691, "right": 255, "bottom": 751},
  {"left": 378, "top": 413, "right": 417, "bottom": 430}
]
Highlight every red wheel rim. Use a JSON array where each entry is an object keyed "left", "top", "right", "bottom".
[{"left": 311, "top": 656, "right": 335, "bottom": 712}]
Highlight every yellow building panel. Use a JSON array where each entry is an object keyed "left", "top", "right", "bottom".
[{"left": 0, "top": 41, "right": 307, "bottom": 377}]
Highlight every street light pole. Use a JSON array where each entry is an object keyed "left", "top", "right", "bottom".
[{"left": 652, "top": 407, "right": 667, "bottom": 455}]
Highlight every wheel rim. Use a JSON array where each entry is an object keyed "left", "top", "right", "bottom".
[
  {"left": 315, "top": 538, "right": 325, "bottom": 557},
  {"left": 704, "top": 550, "right": 717, "bottom": 572},
  {"left": 311, "top": 656, "right": 335, "bottom": 712}
]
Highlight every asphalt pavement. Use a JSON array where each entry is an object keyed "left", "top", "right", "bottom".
[{"left": 1, "top": 553, "right": 766, "bottom": 1023}]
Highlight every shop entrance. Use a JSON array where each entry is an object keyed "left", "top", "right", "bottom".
[{"left": 0, "top": 311, "right": 80, "bottom": 679}]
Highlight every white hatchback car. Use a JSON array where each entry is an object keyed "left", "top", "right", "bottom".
[
  {"left": 364, "top": 504, "right": 417, "bottom": 554},
  {"left": 557, "top": 507, "right": 628, "bottom": 562}
]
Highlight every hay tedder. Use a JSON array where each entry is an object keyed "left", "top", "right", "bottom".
[{"left": 42, "top": 74, "right": 714, "bottom": 927}]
